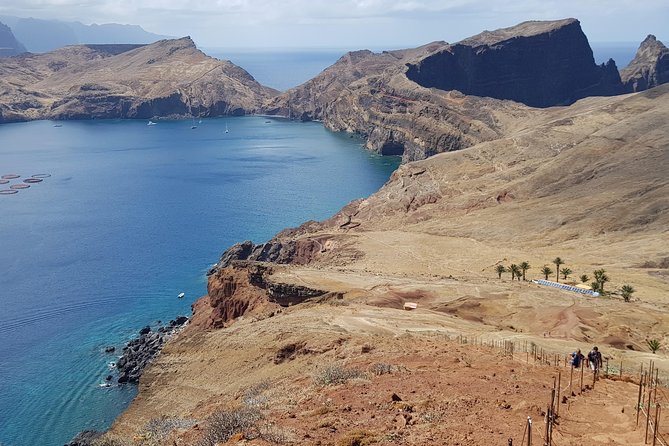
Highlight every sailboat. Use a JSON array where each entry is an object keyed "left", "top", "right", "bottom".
[
  {"left": 191, "top": 117, "right": 197, "bottom": 129},
  {"left": 225, "top": 123, "right": 229, "bottom": 134}
]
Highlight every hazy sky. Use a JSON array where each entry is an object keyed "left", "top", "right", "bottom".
[{"left": 0, "top": 0, "right": 667, "bottom": 49}]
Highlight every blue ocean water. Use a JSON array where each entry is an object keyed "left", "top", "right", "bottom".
[
  {"left": 591, "top": 42, "right": 638, "bottom": 69},
  {"left": 206, "top": 49, "right": 347, "bottom": 91},
  {"left": 0, "top": 117, "right": 399, "bottom": 446}
]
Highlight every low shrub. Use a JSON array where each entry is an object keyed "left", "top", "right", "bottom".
[{"left": 315, "top": 365, "right": 367, "bottom": 386}]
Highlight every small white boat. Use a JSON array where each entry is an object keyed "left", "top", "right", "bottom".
[
  {"left": 177, "top": 292, "right": 185, "bottom": 299},
  {"left": 98, "top": 382, "right": 112, "bottom": 388},
  {"left": 147, "top": 120, "right": 157, "bottom": 126},
  {"left": 225, "top": 123, "right": 229, "bottom": 133}
]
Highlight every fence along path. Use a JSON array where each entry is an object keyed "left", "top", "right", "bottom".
[{"left": 451, "top": 334, "right": 666, "bottom": 445}]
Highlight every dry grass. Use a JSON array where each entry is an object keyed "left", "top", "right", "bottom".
[{"left": 314, "top": 365, "right": 368, "bottom": 386}]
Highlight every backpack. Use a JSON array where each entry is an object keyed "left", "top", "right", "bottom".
[{"left": 571, "top": 352, "right": 581, "bottom": 367}]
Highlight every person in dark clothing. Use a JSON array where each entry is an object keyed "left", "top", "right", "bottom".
[
  {"left": 588, "top": 346, "right": 603, "bottom": 371},
  {"left": 571, "top": 349, "right": 585, "bottom": 368}
]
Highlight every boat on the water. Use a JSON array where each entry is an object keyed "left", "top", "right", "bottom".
[
  {"left": 177, "top": 292, "right": 185, "bottom": 299},
  {"left": 147, "top": 120, "right": 157, "bottom": 126}
]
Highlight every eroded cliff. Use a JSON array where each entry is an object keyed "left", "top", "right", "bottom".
[{"left": 621, "top": 35, "right": 669, "bottom": 92}]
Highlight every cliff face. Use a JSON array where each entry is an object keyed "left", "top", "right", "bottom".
[
  {"left": 405, "top": 19, "right": 624, "bottom": 107},
  {"left": 0, "top": 22, "right": 26, "bottom": 57},
  {"left": 621, "top": 35, "right": 669, "bottom": 92},
  {"left": 265, "top": 43, "right": 530, "bottom": 162},
  {"left": 192, "top": 262, "right": 328, "bottom": 330},
  {"left": 0, "top": 37, "right": 277, "bottom": 122}
]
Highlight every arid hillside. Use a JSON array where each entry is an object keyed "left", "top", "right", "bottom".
[
  {"left": 0, "top": 37, "right": 276, "bottom": 122},
  {"left": 107, "top": 84, "right": 669, "bottom": 445}
]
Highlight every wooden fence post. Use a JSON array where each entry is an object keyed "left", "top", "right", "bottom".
[
  {"left": 652, "top": 404, "right": 660, "bottom": 446},
  {"left": 645, "top": 381, "right": 653, "bottom": 443},
  {"left": 637, "top": 371, "right": 645, "bottom": 426},
  {"left": 569, "top": 365, "right": 574, "bottom": 395},
  {"left": 557, "top": 371, "right": 562, "bottom": 416}
]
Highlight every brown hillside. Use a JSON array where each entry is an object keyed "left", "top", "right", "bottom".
[
  {"left": 108, "top": 85, "right": 669, "bottom": 445},
  {"left": 0, "top": 37, "right": 276, "bottom": 122}
]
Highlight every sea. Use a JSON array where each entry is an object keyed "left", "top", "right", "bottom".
[
  {"left": 0, "top": 116, "right": 400, "bottom": 446},
  {"left": 0, "top": 43, "right": 640, "bottom": 446}
]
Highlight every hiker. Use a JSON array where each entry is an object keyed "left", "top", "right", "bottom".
[
  {"left": 571, "top": 349, "right": 584, "bottom": 368},
  {"left": 587, "top": 346, "right": 603, "bottom": 371}
]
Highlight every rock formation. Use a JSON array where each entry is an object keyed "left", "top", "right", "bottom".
[
  {"left": 0, "top": 37, "right": 277, "bottom": 123},
  {"left": 115, "top": 317, "right": 189, "bottom": 384},
  {"left": 0, "top": 21, "right": 26, "bottom": 57},
  {"left": 405, "top": 19, "right": 624, "bottom": 107},
  {"left": 621, "top": 35, "right": 669, "bottom": 92}
]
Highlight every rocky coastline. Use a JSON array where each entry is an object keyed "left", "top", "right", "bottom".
[
  {"left": 66, "top": 316, "right": 189, "bottom": 446},
  {"left": 114, "top": 316, "right": 189, "bottom": 384}
]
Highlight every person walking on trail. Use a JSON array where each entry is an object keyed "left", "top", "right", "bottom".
[
  {"left": 588, "top": 346, "right": 602, "bottom": 372},
  {"left": 571, "top": 349, "right": 585, "bottom": 368}
]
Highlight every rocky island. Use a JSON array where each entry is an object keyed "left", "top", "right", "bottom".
[{"left": 74, "top": 18, "right": 669, "bottom": 446}]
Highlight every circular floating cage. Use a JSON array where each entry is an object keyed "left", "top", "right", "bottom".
[
  {"left": 0, "top": 179, "right": 9, "bottom": 184},
  {"left": 10, "top": 184, "right": 30, "bottom": 190},
  {"left": 24, "top": 178, "right": 43, "bottom": 184},
  {"left": 31, "top": 174, "right": 51, "bottom": 179},
  {"left": 1, "top": 174, "right": 20, "bottom": 180},
  {"left": 0, "top": 189, "right": 19, "bottom": 195}
]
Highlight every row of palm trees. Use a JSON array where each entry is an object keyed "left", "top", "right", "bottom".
[{"left": 494, "top": 257, "right": 636, "bottom": 301}]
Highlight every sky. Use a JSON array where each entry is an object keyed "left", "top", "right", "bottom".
[{"left": 0, "top": 0, "right": 667, "bottom": 49}]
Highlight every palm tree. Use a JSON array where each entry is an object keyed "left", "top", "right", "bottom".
[
  {"left": 541, "top": 265, "right": 552, "bottom": 280},
  {"left": 621, "top": 284, "right": 635, "bottom": 302},
  {"left": 593, "top": 269, "right": 609, "bottom": 294},
  {"left": 510, "top": 264, "right": 521, "bottom": 281},
  {"left": 495, "top": 264, "right": 507, "bottom": 279},
  {"left": 519, "top": 262, "right": 530, "bottom": 281},
  {"left": 647, "top": 339, "right": 661, "bottom": 354},
  {"left": 580, "top": 274, "right": 589, "bottom": 284},
  {"left": 561, "top": 268, "right": 573, "bottom": 281},
  {"left": 553, "top": 257, "right": 564, "bottom": 283}
]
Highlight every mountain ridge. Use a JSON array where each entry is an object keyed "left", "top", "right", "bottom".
[{"left": 0, "top": 37, "right": 276, "bottom": 122}]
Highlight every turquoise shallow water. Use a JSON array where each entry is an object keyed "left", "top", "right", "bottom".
[{"left": 0, "top": 117, "right": 399, "bottom": 446}]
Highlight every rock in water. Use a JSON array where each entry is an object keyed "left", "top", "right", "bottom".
[
  {"left": 65, "top": 430, "right": 103, "bottom": 446},
  {"left": 621, "top": 35, "right": 669, "bottom": 92},
  {"left": 116, "top": 317, "right": 188, "bottom": 384}
]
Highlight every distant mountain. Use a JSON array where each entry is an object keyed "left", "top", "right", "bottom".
[
  {"left": 0, "top": 37, "right": 277, "bottom": 122},
  {"left": 0, "top": 16, "right": 169, "bottom": 53},
  {"left": 0, "top": 21, "right": 26, "bottom": 57}
]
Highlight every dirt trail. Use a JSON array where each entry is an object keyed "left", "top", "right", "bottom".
[{"left": 556, "top": 378, "right": 646, "bottom": 445}]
